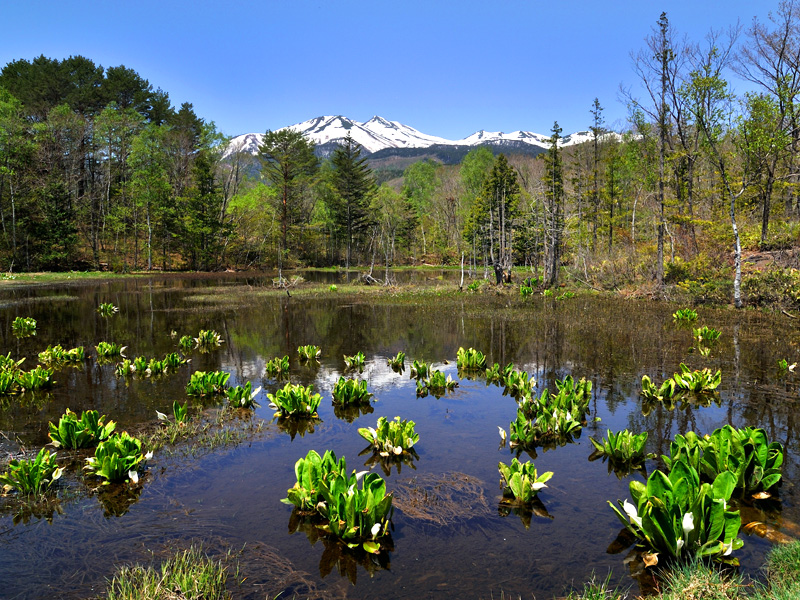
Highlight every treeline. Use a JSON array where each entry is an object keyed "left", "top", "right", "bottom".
[{"left": 3, "top": 2, "right": 800, "bottom": 292}]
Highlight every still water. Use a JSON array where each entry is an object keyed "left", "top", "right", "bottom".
[{"left": 0, "top": 273, "right": 797, "bottom": 599}]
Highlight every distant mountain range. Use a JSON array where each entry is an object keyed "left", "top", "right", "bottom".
[{"left": 224, "top": 115, "right": 608, "bottom": 165}]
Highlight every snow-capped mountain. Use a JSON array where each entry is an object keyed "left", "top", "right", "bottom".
[{"left": 223, "top": 115, "right": 608, "bottom": 159}]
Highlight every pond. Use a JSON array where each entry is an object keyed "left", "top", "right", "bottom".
[{"left": 0, "top": 273, "right": 797, "bottom": 600}]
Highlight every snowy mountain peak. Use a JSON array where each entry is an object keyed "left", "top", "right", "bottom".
[{"left": 223, "top": 116, "right": 609, "bottom": 159}]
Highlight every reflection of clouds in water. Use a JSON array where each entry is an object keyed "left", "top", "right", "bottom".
[{"left": 312, "top": 357, "right": 463, "bottom": 396}]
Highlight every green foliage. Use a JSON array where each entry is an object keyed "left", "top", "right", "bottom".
[
  {"left": 163, "top": 352, "right": 188, "bottom": 369},
  {"left": 329, "top": 284, "right": 338, "bottom": 292},
  {"left": 590, "top": 430, "right": 650, "bottom": 466},
  {"left": 38, "top": 344, "right": 85, "bottom": 366},
  {"left": 456, "top": 347, "right": 487, "bottom": 371},
  {"left": 498, "top": 457, "right": 553, "bottom": 503},
  {"left": 104, "top": 545, "right": 229, "bottom": 600},
  {"left": 268, "top": 382, "right": 321, "bottom": 417},
  {"left": 185, "top": 370, "right": 230, "bottom": 397},
  {"left": 282, "top": 449, "right": 349, "bottom": 511},
  {"left": 520, "top": 285, "right": 534, "bottom": 298},
  {"left": 409, "top": 359, "right": 429, "bottom": 380},
  {"left": 226, "top": 382, "right": 261, "bottom": 409},
  {"left": 332, "top": 377, "right": 373, "bottom": 406},
  {"left": 485, "top": 362, "right": 515, "bottom": 386},
  {"left": 641, "top": 364, "right": 721, "bottom": 402},
  {"left": 466, "top": 279, "right": 482, "bottom": 292},
  {"left": 693, "top": 326, "right": 721, "bottom": 344},
  {"left": 96, "top": 341, "right": 126, "bottom": 358},
  {"left": 343, "top": 351, "right": 365, "bottom": 371},
  {"left": 358, "top": 416, "right": 419, "bottom": 456},
  {"left": 297, "top": 344, "right": 321, "bottom": 361},
  {"left": 194, "top": 329, "right": 223, "bottom": 350},
  {"left": 48, "top": 408, "right": 116, "bottom": 449},
  {"left": 0, "top": 352, "right": 25, "bottom": 372},
  {"left": 387, "top": 351, "right": 405, "bottom": 373},
  {"left": 416, "top": 369, "right": 458, "bottom": 397},
  {"left": 16, "top": 366, "right": 54, "bottom": 391},
  {"left": 609, "top": 459, "right": 743, "bottom": 563},
  {"left": 264, "top": 355, "right": 290, "bottom": 378},
  {"left": 97, "top": 302, "right": 119, "bottom": 317},
  {"left": 12, "top": 316, "right": 36, "bottom": 337},
  {"left": 664, "top": 426, "right": 784, "bottom": 498},
  {"left": 0, "top": 448, "right": 63, "bottom": 496},
  {"left": 84, "top": 432, "right": 150, "bottom": 484},
  {"left": 178, "top": 335, "right": 194, "bottom": 351},
  {"left": 673, "top": 308, "right": 698, "bottom": 322},
  {"left": 282, "top": 449, "right": 393, "bottom": 554},
  {"left": 502, "top": 369, "right": 535, "bottom": 399}
]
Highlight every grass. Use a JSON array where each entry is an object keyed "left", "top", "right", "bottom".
[{"left": 104, "top": 545, "right": 231, "bottom": 600}]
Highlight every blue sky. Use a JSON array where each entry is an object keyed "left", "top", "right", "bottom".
[{"left": 1, "top": 0, "right": 778, "bottom": 139}]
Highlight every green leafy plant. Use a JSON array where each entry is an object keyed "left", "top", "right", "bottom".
[
  {"left": 0, "top": 370, "right": 19, "bottom": 394},
  {"left": 329, "top": 284, "right": 338, "bottom": 292},
  {"left": 264, "top": 355, "right": 290, "bottom": 378},
  {"left": 520, "top": 285, "right": 533, "bottom": 298},
  {"left": 590, "top": 430, "right": 651, "bottom": 466},
  {"left": 693, "top": 325, "right": 721, "bottom": 344},
  {"left": 226, "top": 382, "right": 261, "bottom": 409},
  {"left": 641, "top": 364, "right": 721, "bottom": 402},
  {"left": 163, "top": 352, "right": 188, "bottom": 369},
  {"left": 485, "top": 362, "right": 514, "bottom": 386},
  {"left": 281, "top": 449, "right": 349, "bottom": 511},
  {"left": 387, "top": 351, "right": 405, "bottom": 373},
  {"left": 38, "top": 344, "right": 85, "bottom": 366},
  {"left": 416, "top": 370, "right": 458, "bottom": 397},
  {"left": 268, "top": 382, "right": 322, "bottom": 417},
  {"left": 609, "top": 458, "right": 743, "bottom": 564},
  {"left": 48, "top": 408, "right": 116, "bottom": 449},
  {"left": 543, "top": 288, "right": 554, "bottom": 297},
  {"left": 456, "top": 347, "right": 487, "bottom": 371},
  {"left": 778, "top": 358, "right": 796, "bottom": 373},
  {"left": 409, "top": 359, "right": 429, "bottom": 380},
  {"left": 673, "top": 308, "right": 698, "bottom": 322},
  {"left": 502, "top": 369, "right": 535, "bottom": 399},
  {"left": 332, "top": 377, "right": 373, "bottom": 405},
  {"left": 556, "top": 291, "right": 575, "bottom": 300},
  {"left": 508, "top": 405, "right": 582, "bottom": 448},
  {"left": 0, "top": 352, "right": 25, "bottom": 372},
  {"left": 466, "top": 280, "right": 482, "bottom": 292},
  {"left": 185, "top": 370, "right": 230, "bottom": 397},
  {"left": 178, "top": 335, "right": 194, "bottom": 351},
  {"left": 95, "top": 341, "right": 127, "bottom": 358},
  {"left": 0, "top": 448, "right": 62, "bottom": 496},
  {"left": 193, "top": 329, "right": 223, "bottom": 352},
  {"left": 146, "top": 357, "right": 167, "bottom": 376},
  {"left": 12, "top": 316, "right": 36, "bottom": 337},
  {"left": 358, "top": 416, "right": 419, "bottom": 456},
  {"left": 84, "top": 432, "right": 151, "bottom": 484},
  {"left": 97, "top": 303, "right": 119, "bottom": 317},
  {"left": 343, "top": 351, "right": 366, "bottom": 371},
  {"left": 297, "top": 344, "right": 321, "bottom": 361},
  {"left": 498, "top": 457, "right": 553, "bottom": 503},
  {"left": 16, "top": 366, "right": 54, "bottom": 391}
]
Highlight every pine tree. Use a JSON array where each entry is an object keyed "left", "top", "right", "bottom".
[
  {"left": 328, "top": 134, "right": 376, "bottom": 269},
  {"left": 542, "top": 122, "right": 564, "bottom": 288}
]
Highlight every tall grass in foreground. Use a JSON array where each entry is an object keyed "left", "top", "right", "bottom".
[{"left": 104, "top": 545, "right": 230, "bottom": 600}]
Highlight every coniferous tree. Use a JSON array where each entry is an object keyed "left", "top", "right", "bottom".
[
  {"left": 542, "top": 122, "right": 564, "bottom": 288},
  {"left": 328, "top": 134, "right": 376, "bottom": 269}
]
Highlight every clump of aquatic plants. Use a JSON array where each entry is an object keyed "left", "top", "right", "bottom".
[
  {"left": 12, "top": 316, "right": 36, "bottom": 337},
  {"left": 589, "top": 430, "right": 651, "bottom": 467},
  {"left": 332, "top": 377, "right": 373, "bottom": 406},
  {"left": 693, "top": 325, "right": 721, "bottom": 344},
  {"left": 456, "top": 347, "right": 487, "bottom": 371},
  {"left": 485, "top": 362, "right": 514, "bottom": 386},
  {"left": 194, "top": 329, "right": 224, "bottom": 350},
  {"left": 48, "top": 408, "right": 116, "bottom": 449},
  {"left": 226, "top": 382, "right": 261, "bottom": 409},
  {"left": 163, "top": 352, "right": 188, "bottom": 369},
  {"left": 38, "top": 345, "right": 85, "bottom": 366},
  {"left": 264, "top": 355, "right": 290, "bottom": 378},
  {"left": 156, "top": 400, "right": 190, "bottom": 427},
  {"left": 344, "top": 351, "right": 366, "bottom": 371},
  {"left": 663, "top": 425, "right": 784, "bottom": 499},
  {"left": 178, "top": 335, "right": 194, "bottom": 351},
  {"left": 387, "top": 351, "right": 405, "bottom": 373},
  {"left": 282, "top": 449, "right": 394, "bottom": 554},
  {"left": 609, "top": 458, "right": 743, "bottom": 565},
  {"left": 673, "top": 308, "right": 698, "bottom": 322},
  {"left": 268, "top": 382, "right": 322, "bottom": 417},
  {"left": 641, "top": 363, "right": 721, "bottom": 402},
  {"left": 16, "top": 365, "right": 54, "bottom": 391},
  {"left": 520, "top": 284, "right": 534, "bottom": 298},
  {"left": 416, "top": 369, "right": 458, "bottom": 397},
  {"left": 0, "top": 352, "right": 25, "bottom": 372},
  {"left": 97, "top": 302, "right": 119, "bottom": 317},
  {"left": 185, "top": 370, "right": 230, "bottom": 397},
  {"left": 778, "top": 358, "right": 796, "bottom": 374},
  {"left": 358, "top": 416, "right": 419, "bottom": 456},
  {"left": 409, "top": 359, "right": 430, "bottom": 380},
  {"left": 84, "top": 431, "right": 151, "bottom": 484},
  {"left": 297, "top": 344, "right": 321, "bottom": 361},
  {"left": 0, "top": 448, "right": 63, "bottom": 496},
  {"left": 95, "top": 341, "right": 126, "bottom": 358},
  {"left": 502, "top": 369, "right": 535, "bottom": 399},
  {"left": 498, "top": 457, "right": 553, "bottom": 503},
  {"left": 116, "top": 352, "right": 188, "bottom": 377}
]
